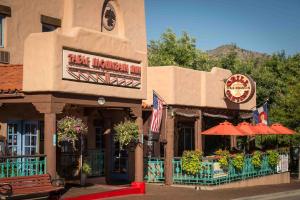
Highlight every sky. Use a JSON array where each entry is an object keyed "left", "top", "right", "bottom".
[{"left": 145, "top": 0, "right": 300, "bottom": 55}]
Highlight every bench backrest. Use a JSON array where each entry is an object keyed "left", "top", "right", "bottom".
[{"left": 0, "top": 174, "right": 52, "bottom": 190}]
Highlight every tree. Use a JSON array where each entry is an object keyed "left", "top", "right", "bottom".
[{"left": 148, "top": 29, "right": 213, "bottom": 71}]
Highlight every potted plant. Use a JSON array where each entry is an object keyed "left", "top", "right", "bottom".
[
  {"left": 113, "top": 120, "right": 139, "bottom": 150},
  {"left": 80, "top": 162, "right": 91, "bottom": 186}
]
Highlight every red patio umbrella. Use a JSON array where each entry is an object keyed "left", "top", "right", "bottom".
[
  {"left": 201, "top": 121, "right": 245, "bottom": 136},
  {"left": 236, "top": 122, "right": 257, "bottom": 135},
  {"left": 254, "top": 123, "right": 278, "bottom": 135},
  {"left": 270, "top": 123, "right": 295, "bottom": 135}
]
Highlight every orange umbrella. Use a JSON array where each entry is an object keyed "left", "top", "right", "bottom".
[
  {"left": 236, "top": 122, "right": 257, "bottom": 135},
  {"left": 201, "top": 121, "right": 245, "bottom": 136},
  {"left": 270, "top": 123, "right": 295, "bottom": 135},
  {"left": 254, "top": 123, "right": 278, "bottom": 134}
]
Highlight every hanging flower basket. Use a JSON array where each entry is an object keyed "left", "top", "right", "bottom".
[
  {"left": 114, "top": 120, "right": 139, "bottom": 150},
  {"left": 57, "top": 116, "right": 88, "bottom": 149}
]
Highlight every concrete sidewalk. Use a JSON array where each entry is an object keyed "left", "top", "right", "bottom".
[{"left": 111, "top": 180, "right": 300, "bottom": 200}]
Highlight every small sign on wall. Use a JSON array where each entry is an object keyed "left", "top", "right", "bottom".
[{"left": 53, "top": 134, "right": 56, "bottom": 147}]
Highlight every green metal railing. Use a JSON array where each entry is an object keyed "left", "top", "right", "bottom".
[
  {"left": 144, "top": 157, "right": 165, "bottom": 183},
  {"left": 0, "top": 155, "right": 47, "bottom": 178},
  {"left": 145, "top": 153, "right": 288, "bottom": 185},
  {"left": 173, "top": 154, "right": 279, "bottom": 185}
]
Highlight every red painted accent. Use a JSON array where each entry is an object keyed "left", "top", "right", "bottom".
[{"left": 63, "top": 182, "right": 146, "bottom": 200}]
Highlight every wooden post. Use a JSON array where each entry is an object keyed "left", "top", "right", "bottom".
[
  {"left": 44, "top": 113, "right": 57, "bottom": 178},
  {"left": 165, "top": 112, "right": 174, "bottom": 185},
  {"left": 194, "top": 110, "right": 202, "bottom": 152},
  {"left": 130, "top": 106, "right": 144, "bottom": 183},
  {"left": 33, "top": 102, "right": 65, "bottom": 178}
]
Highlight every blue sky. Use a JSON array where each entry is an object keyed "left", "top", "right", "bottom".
[{"left": 145, "top": 0, "right": 300, "bottom": 55}]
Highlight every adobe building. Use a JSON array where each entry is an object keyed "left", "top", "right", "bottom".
[
  {"left": 143, "top": 66, "right": 256, "bottom": 185},
  {"left": 0, "top": 0, "right": 147, "bottom": 184}
]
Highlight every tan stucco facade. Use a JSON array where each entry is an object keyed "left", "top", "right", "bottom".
[
  {"left": 0, "top": 0, "right": 147, "bottom": 100},
  {"left": 0, "top": 0, "right": 63, "bottom": 64},
  {"left": 146, "top": 66, "right": 256, "bottom": 110}
]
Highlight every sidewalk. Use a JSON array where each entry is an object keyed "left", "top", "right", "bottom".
[{"left": 110, "top": 179, "right": 300, "bottom": 200}]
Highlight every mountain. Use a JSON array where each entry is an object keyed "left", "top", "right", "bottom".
[{"left": 207, "top": 44, "right": 269, "bottom": 61}]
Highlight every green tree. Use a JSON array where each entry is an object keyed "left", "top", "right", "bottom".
[{"left": 148, "top": 29, "right": 213, "bottom": 71}]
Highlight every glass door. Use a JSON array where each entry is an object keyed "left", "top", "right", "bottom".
[
  {"left": 22, "top": 121, "right": 39, "bottom": 156},
  {"left": 7, "top": 122, "right": 22, "bottom": 156}
]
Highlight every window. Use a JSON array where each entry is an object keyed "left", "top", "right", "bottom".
[
  {"left": 0, "top": 16, "right": 4, "bottom": 47},
  {"left": 40, "top": 15, "right": 61, "bottom": 32},
  {"left": 0, "top": 5, "right": 12, "bottom": 48},
  {"left": 42, "top": 23, "right": 57, "bottom": 32}
]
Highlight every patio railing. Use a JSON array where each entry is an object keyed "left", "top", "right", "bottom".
[
  {"left": 144, "top": 157, "right": 165, "bottom": 183},
  {"left": 0, "top": 155, "right": 47, "bottom": 178},
  {"left": 145, "top": 153, "right": 289, "bottom": 185}
]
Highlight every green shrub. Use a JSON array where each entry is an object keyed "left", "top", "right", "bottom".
[
  {"left": 182, "top": 150, "right": 202, "bottom": 175},
  {"left": 215, "top": 149, "right": 230, "bottom": 169},
  {"left": 251, "top": 151, "right": 262, "bottom": 168},
  {"left": 232, "top": 153, "right": 245, "bottom": 171},
  {"left": 267, "top": 150, "right": 280, "bottom": 167}
]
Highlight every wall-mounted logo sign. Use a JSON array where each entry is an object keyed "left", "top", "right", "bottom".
[
  {"left": 102, "top": 2, "right": 116, "bottom": 31},
  {"left": 224, "top": 74, "right": 255, "bottom": 104},
  {"left": 62, "top": 49, "right": 141, "bottom": 89}
]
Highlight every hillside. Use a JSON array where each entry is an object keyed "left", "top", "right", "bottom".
[{"left": 207, "top": 44, "right": 269, "bottom": 61}]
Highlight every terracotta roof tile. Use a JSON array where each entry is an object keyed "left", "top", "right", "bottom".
[{"left": 0, "top": 64, "right": 23, "bottom": 93}]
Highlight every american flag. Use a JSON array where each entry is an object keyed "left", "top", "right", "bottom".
[{"left": 150, "top": 92, "right": 164, "bottom": 133}]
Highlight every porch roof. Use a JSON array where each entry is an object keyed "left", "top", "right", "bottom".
[{"left": 0, "top": 65, "right": 23, "bottom": 93}]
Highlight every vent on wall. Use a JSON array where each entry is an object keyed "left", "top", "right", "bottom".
[{"left": 0, "top": 51, "right": 9, "bottom": 64}]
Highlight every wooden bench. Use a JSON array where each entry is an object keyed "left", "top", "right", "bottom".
[{"left": 0, "top": 174, "right": 64, "bottom": 200}]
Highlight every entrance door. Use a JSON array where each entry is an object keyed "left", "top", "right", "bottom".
[
  {"left": 7, "top": 120, "right": 39, "bottom": 156},
  {"left": 111, "top": 140, "right": 129, "bottom": 181},
  {"left": 86, "top": 127, "right": 105, "bottom": 177},
  {"left": 22, "top": 121, "right": 39, "bottom": 155},
  {"left": 7, "top": 121, "right": 22, "bottom": 155}
]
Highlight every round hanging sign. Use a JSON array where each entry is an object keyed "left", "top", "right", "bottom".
[{"left": 224, "top": 74, "right": 255, "bottom": 104}]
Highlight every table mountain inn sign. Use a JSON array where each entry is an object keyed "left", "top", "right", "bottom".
[{"left": 62, "top": 48, "right": 142, "bottom": 89}]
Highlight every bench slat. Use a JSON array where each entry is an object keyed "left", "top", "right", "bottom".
[{"left": 0, "top": 174, "right": 64, "bottom": 199}]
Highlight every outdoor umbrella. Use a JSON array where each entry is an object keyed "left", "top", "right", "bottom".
[
  {"left": 201, "top": 121, "right": 245, "bottom": 150},
  {"left": 236, "top": 122, "right": 257, "bottom": 135},
  {"left": 201, "top": 121, "right": 245, "bottom": 136},
  {"left": 270, "top": 123, "right": 295, "bottom": 135},
  {"left": 253, "top": 123, "right": 278, "bottom": 135},
  {"left": 236, "top": 122, "right": 257, "bottom": 152}
]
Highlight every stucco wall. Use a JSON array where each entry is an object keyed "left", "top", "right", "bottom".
[
  {"left": 0, "top": 0, "right": 63, "bottom": 64},
  {"left": 1, "top": 0, "right": 147, "bottom": 66},
  {"left": 21, "top": 0, "right": 147, "bottom": 99},
  {"left": 146, "top": 66, "right": 256, "bottom": 110}
]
